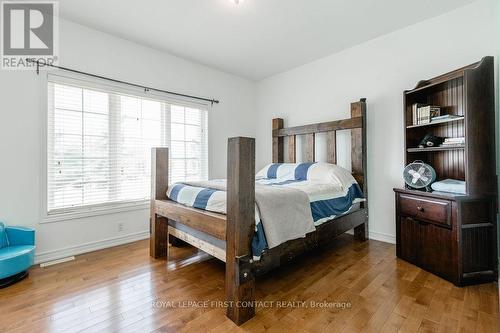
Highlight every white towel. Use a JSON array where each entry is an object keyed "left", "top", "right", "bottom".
[{"left": 431, "top": 179, "right": 466, "bottom": 194}]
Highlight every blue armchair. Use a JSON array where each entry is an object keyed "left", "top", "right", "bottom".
[{"left": 0, "top": 222, "right": 35, "bottom": 288}]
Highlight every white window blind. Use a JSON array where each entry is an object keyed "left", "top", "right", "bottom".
[{"left": 46, "top": 74, "right": 208, "bottom": 215}]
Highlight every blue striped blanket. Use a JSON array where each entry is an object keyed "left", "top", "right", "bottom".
[{"left": 168, "top": 162, "right": 364, "bottom": 260}]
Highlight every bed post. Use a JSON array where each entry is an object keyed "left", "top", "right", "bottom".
[
  {"left": 150, "top": 147, "right": 169, "bottom": 258},
  {"left": 226, "top": 137, "right": 256, "bottom": 325},
  {"left": 351, "top": 98, "right": 369, "bottom": 241}
]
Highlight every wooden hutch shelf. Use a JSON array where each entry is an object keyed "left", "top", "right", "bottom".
[
  {"left": 394, "top": 56, "right": 497, "bottom": 287},
  {"left": 406, "top": 116, "right": 464, "bottom": 129},
  {"left": 406, "top": 145, "right": 465, "bottom": 153}
]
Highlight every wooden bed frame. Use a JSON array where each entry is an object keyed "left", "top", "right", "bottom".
[{"left": 150, "top": 99, "right": 368, "bottom": 325}]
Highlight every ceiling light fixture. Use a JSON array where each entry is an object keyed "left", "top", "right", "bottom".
[{"left": 230, "top": 0, "right": 244, "bottom": 4}]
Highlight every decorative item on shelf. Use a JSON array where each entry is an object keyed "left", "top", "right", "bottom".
[
  {"left": 418, "top": 133, "right": 444, "bottom": 148},
  {"left": 430, "top": 179, "right": 466, "bottom": 195},
  {"left": 403, "top": 160, "right": 436, "bottom": 192},
  {"left": 414, "top": 105, "right": 440, "bottom": 125},
  {"left": 440, "top": 137, "right": 465, "bottom": 146}
]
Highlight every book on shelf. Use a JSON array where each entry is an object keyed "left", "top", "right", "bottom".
[
  {"left": 411, "top": 103, "right": 425, "bottom": 125},
  {"left": 441, "top": 137, "right": 465, "bottom": 146},
  {"left": 418, "top": 105, "right": 440, "bottom": 124},
  {"left": 412, "top": 104, "right": 440, "bottom": 125}
]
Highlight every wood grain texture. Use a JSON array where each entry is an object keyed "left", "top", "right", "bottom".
[
  {"left": 272, "top": 117, "right": 362, "bottom": 137},
  {"left": 151, "top": 148, "right": 169, "bottom": 201},
  {"left": 169, "top": 226, "right": 226, "bottom": 262},
  {"left": 399, "top": 194, "right": 451, "bottom": 227},
  {"left": 464, "top": 57, "right": 496, "bottom": 196},
  {"left": 150, "top": 147, "right": 169, "bottom": 258},
  {"left": 253, "top": 208, "right": 367, "bottom": 276},
  {"left": 0, "top": 237, "right": 497, "bottom": 333},
  {"left": 350, "top": 102, "right": 363, "bottom": 183},
  {"left": 351, "top": 99, "right": 368, "bottom": 241},
  {"left": 326, "top": 131, "right": 336, "bottom": 164},
  {"left": 272, "top": 118, "right": 284, "bottom": 163},
  {"left": 304, "top": 133, "right": 315, "bottom": 162},
  {"left": 287, "top": 135, "right": 296, "bottom": 163},
  {"left": 226, "top": 137, "right": 256, "bottom": 325},
  {"left": 150, "top": 214, "right": 169, "bottom": 259},
  {"left": 395, "top": 188, "right": 498, "bottom": 286},
  {"left": 155, "top": 200, "right": 226, "bottom": 240},
  {"left": 418, "top": 222, "right": 454, "bottom": 282}
]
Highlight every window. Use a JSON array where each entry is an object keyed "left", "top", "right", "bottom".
[{"left": 46, "top": 74, "right": 208, "bottom": 216}]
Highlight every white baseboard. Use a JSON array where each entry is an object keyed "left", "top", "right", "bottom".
[
  {"left": 369, "top": 231, "right": 396, "bottom": 244},
  {"left": 345, "top": 229, "right": 396, "bottom": 244},
  {"left": 34, "top": 228, "right": 396, "bottom": 264},
  {"left": 40, "top": 256, "right": 75, "bottom": 267},
  {"left": 35, "top": 230, "right": 150, "bottom": 264}
]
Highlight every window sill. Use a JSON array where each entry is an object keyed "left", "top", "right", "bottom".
[{"left": 41, "top": 201, "right": 150, "bottom": 224}]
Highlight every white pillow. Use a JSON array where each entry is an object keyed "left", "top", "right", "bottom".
[{"left": 256, "top": 162, "right": 357, "bottom": 189}]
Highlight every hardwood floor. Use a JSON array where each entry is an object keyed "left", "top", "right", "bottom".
[{"left": 0, "top": 235, "right": 498, "bottom": 332}]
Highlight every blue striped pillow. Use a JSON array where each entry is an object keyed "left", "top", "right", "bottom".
[
  {"left": 0, "top": 222, "right": 9, "bottom": 249},
  {"left": 256, "top": 163, "right": 316, "bottom": 180},
  {"left": 256, "top": 162, "right": 359, "bottom": 190}
]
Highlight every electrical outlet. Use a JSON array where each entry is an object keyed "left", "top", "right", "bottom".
[{"left": 118, "top": 222, "right": 124, "bottom": 232}]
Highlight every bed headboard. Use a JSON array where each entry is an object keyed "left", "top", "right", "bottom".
[{"left": 271, "top": 98, "right": 367, "bottom": 189}]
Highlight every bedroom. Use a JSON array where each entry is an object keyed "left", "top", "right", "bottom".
[{"left": 0, "top": 0, "right": 498, "bottom": 332}]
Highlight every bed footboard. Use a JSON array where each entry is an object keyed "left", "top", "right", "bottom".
[{"left": 149, "top": 139, "right": 257, "bottom": 325}]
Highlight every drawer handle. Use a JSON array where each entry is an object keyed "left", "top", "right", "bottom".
[{"left": 417, "top": 206, "right": 424, "bottom": 212}]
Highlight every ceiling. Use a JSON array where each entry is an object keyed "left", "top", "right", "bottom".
[{"left": 58, "top": 0, "right": 475, "bottom": 81}]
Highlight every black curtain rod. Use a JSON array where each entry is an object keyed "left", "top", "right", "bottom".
[{"left": 25, "top": 58, "right": 220, "bottom": 105}]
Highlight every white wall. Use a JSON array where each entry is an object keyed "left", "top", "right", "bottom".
[
  {"left": 0, "top": 19, "right": 256, "bottom": 262},
  {"left": 255, "top": 0, "right": 498, "bottom": 243}
]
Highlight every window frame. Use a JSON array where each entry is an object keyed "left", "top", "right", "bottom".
[{"left": 40, "top": 71, "right": 210, "bottom": 223}]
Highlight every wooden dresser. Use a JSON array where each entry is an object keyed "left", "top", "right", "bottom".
[{"left": 394, "top": 56, "right": 497, "bottom": 286}]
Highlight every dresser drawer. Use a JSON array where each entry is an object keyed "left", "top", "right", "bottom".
[{"left": 399, "top": 194, "right": 451, "bottom": 226}]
